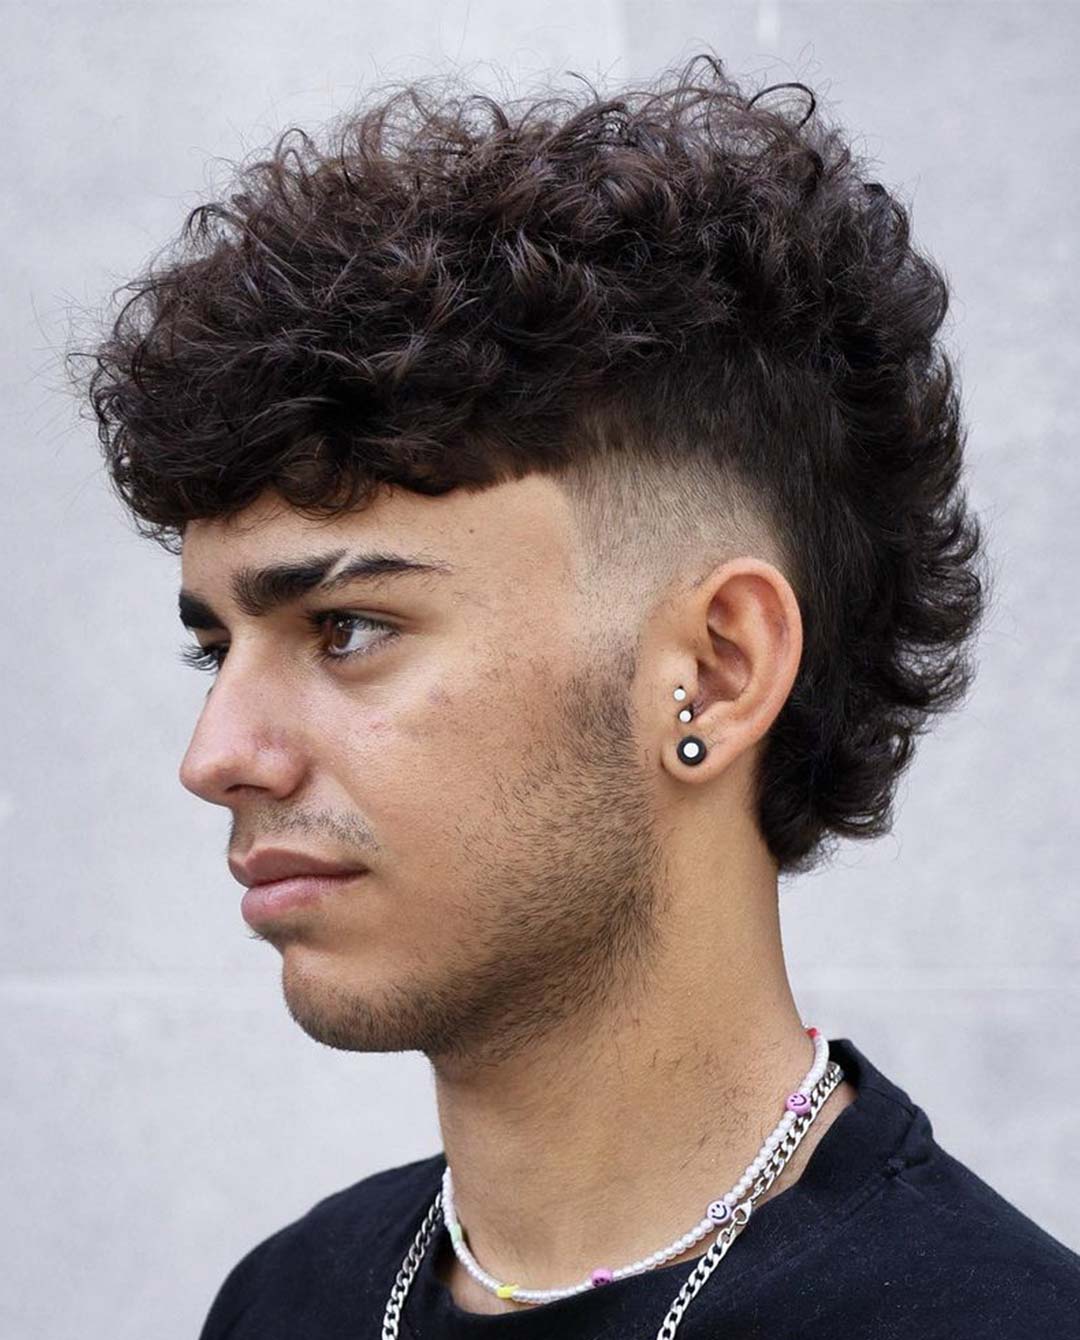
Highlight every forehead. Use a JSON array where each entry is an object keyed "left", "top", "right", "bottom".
[{"left": 179, "top": 474, "right": 582, "bottom": 610}]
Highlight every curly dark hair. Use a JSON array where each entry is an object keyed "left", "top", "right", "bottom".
[{"left": 69, "top": 52, "right": 991, "bottom": 878}]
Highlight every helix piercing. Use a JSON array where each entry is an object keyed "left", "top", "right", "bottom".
[{"left": 673, "top": 686, "right": 707, "bottom": 766}]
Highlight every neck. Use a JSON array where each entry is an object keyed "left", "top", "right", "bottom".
[{"left": 430, "top": 873, "right": 845, "bottom": 1297}]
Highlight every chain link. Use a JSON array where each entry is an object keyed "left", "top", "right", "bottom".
[
  {"left": 652, "top": 1060, "right": 843, "bottom": 1338},
  {"left": 381, "top": 1060, "right": 845, "bottom": 1339}
]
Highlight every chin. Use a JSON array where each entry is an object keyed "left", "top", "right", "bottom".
[{"left": 277, "top": 943, "right": 442, "bottom": 1054}]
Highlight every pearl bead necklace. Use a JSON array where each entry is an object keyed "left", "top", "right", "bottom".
[{"left": 442, "top": 1025, "right": 830, "bottom": 1305}]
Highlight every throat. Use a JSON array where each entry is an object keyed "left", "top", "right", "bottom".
[{"left": 427, "top": 1075, "right": 860, "bottom": 1317}]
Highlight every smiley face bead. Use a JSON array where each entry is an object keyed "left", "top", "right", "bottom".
[
  {"left": 785, "top": 1091, "right": 811, "bottom": 1116},
  {"left": 706, "top": 1199, "right": 732, "bottom": 1224}
]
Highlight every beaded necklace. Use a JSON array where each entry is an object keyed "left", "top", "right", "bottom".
[{"left": 382, "top": 1026, "right": 844, "bottom": 1338}]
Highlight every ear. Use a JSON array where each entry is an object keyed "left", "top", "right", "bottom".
[{"left": 659, "top": 558, "right": 803, "bottom": 785}]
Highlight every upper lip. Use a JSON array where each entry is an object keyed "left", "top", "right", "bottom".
[{"left": 229, "top": 847, "right": 369, "bottom": 888}]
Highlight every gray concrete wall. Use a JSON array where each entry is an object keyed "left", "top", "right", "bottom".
[{"left": 3, "top": 3, "right": 1077, "bottom": 1336}]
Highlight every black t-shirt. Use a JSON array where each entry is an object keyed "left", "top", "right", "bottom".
[{"left": 197, "top": 1037, "right": 1080, "bottom": 1338}]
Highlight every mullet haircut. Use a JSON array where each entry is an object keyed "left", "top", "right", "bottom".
[{"left": 70, "top": 53, "right": 991, "bottom": 877}]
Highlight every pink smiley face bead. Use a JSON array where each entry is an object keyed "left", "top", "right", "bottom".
[
  {"left": 706, "top": 1199, "right": 732, "bottom": 1224},
  {"left": 591, "top": 1268, "right": 614, "bottom": 1287},
  {"left": 785, "top": 1091, "right": 811, "bottom": 1115}
]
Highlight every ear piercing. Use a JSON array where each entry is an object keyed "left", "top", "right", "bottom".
[{"left": 673, "top": 686, "right": 708, "bottom": 766}]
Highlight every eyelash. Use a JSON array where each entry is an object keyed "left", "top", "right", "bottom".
[{"left": 178, "top": 611, "right": 397, "bottom": 675}]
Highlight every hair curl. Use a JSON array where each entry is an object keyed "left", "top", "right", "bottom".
[{"left": 70, "top": 53, "right": 991, "bottom": 877}]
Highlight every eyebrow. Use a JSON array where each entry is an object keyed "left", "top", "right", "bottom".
[{"left": 178, "top": 548, "right": 454, "bottom": 630}]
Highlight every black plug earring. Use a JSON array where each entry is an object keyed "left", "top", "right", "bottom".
[{"left": 673, "top": 686, "right": 707, "bottom": 765}]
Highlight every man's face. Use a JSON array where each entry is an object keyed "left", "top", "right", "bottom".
[{"left": 178, "top": 474, "right": 668, "bottom": 1071}]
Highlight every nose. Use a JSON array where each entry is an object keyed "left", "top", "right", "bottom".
[{"left": 178, "top": 661, "right": 305, "bottom": 806}]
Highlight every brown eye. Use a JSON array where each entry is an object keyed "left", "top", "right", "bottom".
[{"left": 307, "top": 611, "right": 398, "bottom": 663}]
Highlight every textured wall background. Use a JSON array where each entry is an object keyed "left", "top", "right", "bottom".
[{"left": 3, "top": 3, "right": 1078, "bottom": 1337}]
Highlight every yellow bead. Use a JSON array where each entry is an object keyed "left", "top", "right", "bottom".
[{"left": 496, "top": 1284, "right": 519, "bottom": 1299}]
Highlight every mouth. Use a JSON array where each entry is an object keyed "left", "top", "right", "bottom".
[{"left": 240, "top": 869, "right": 369, "bottom": 927}]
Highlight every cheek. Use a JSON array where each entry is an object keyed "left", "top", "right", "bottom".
[{"left": 333, "top": 689, "right": 502, "bottom": 862}]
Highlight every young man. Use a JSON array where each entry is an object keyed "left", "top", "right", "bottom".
[{"left": 78, "top": 54, "right": 1079, "bottom": 1339}]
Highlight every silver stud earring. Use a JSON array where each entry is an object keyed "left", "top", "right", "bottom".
[{"left": 673, "top": 686, "right": 707, "bottom": 765}]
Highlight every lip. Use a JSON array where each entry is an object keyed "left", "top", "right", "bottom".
[
  {"left": 229, "top": 846, "right": 370, "bottom": 888},
  {"left": 240, "top": 870, "right": 368, "bottom": 927}
]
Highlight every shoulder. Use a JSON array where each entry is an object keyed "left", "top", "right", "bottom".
[
  {"left": 780, "top": 1042, "right": 1080, "bottom": 1336},
  {"left": 899, "top": 1133, "right": 1079, "bottom": 1262},
  {"left": 197, "top": 1152, "right": 444, "bottom": 1338},
  {"left": 858, "top": 1137, "right": 1080, "bottom": 1333}
]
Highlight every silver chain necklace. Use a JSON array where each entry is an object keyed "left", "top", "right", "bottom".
[{"left": 381, "top": 1058, "right": 844, "bottom": 1338}]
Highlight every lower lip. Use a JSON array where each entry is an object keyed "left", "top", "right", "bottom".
[{"left": 241, "top": 871, "right": 368, "bottom": 926}]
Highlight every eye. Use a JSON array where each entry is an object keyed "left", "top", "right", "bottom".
[{"left": 178, "top": 612, "right": 398, "bottom": 675}]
